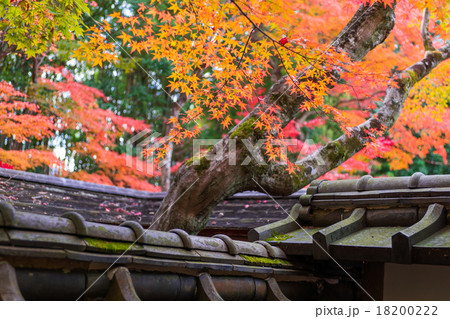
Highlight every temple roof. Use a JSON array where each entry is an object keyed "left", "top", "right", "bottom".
[
  {"left": 1, "top": 172, "right": 449, "bottom": 301},
  {"left": 251, "top": 173, "right": 450, "bottom": 265},
  {"left": 0, "top": 199, "right": 307, "bottom": 301},
  {"left": 0, "top": 168, "right": 302, "bottom": 240}
]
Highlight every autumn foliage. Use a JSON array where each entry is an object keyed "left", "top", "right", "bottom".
[
  {"left": 75, "top": 0, "right": 450, "bottom": 179},
  {"left": 1, "top": 0, "right": 87, "bottom": 57},
  {"left": 0, "top": 67, "right": 160, "bottom": 191}
]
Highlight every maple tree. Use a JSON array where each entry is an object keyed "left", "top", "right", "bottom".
[
  {"left": 77, "top": 0, "right": 449, "bottom": 233},
  {"left": 2, "top": 0, "right": 450, "bottom": 234},
  {"left": 0, "top": 80, "right": 59, "bottom": 170},
  {"left": 0, "top": 0, "right": 87, "bottom": 59},
  {"left": 1, "top": 1, "right": 178, "bottom": 192},
  {"left": 0, "top": 66, "right": 160, "bottom": 191}
]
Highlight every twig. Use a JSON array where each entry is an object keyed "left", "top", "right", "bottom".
[
  {"left": 421, "top": 8, "right": 434, "bottom": 51},
  {"left": 230, "top": 0, "right": 312, "bottom": 60},
  {"left": 335, "top": 90, "right": 385, "bottom": 107},
  {"left": 214, "top": 28, "right": 255, "bottom": 95}
]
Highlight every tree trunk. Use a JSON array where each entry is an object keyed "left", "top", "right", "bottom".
[
  {"left": 160, "top": 93, "right": 187, "bottom": 191},
  {"left": 0, "top": 42, "right": 16, "bottom": 64},
  {"left": 159, "top": 145, "right": 173, "bottom": 191},
  {"left": 31, "top": 55, "right": 43, "bottom": 84},
  {"left": 151, "top": 2, "right": 450, "bottom": 234},
  {"left": 126, "top": 72, "right": 134, "bottom": 93}
]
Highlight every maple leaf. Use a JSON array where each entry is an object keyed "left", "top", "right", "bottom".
[
  {"left": 110, "top": 11, "right": 121, "bottom": 19},
  {"left": 92, "top": 56, "right": 103, "bottom": 67},
  {"left": 117, "top": 31, "right": 132, "bottom": 45},
  {"left": 130, "top": 40, "right": 141, "bottom": 53},
  {"left": 168, "top": 117, "right": 178, "bottom": 124},
  {"left": 117, "top": 15, "right": 129, "bottom": 27},
  {"left": 222, "top": 115, "right": 232, "bottom": 128},
  {"left": 138, "top": 3, "right": 147, "bottom": 13}
]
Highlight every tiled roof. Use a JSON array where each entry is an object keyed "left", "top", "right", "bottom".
[
  {"left": 0, "top": 168, "right": 302, "bottom": 239},
  {"left": 2, "top": 171, "right": 449, "bottom": 301},
  {"left": 0, "top": 201, "right": 305, "bottom": 301},
  {"left": 251, "top": 173, "right": 450, "bottom": 265}
]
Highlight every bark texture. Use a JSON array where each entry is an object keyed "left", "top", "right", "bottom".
[{"left": 151, "top": 3, "right": 449, "bottom": 234}]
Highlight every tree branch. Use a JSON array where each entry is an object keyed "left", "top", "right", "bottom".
[
  {"left": 152, "top": 2, "right": 398, "bottom": 233},
  {"left": 335, "top": 90, "right": 385, "bottom": 108},
  {"left": 0, "top": 43, "right": 16, "bottom": 63},
  {"left": 261, "top": 42, "right": 450, "bottom": 195},
  {"left": 421, "top": 8, "right": 434, "bottom": 51},
  {"left": 237, "top": 2, "right": 397, "bottom": 128}
]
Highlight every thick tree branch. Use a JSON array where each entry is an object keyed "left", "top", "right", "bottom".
[
  {"left": 241, "top": 2, "right": 396, "bottom": 127},
  {"left": 260, "top": 42, "right": 450, "bottom": 194},
  {"left": 151, "top": 2, "right": 398, "bottom": 233}
]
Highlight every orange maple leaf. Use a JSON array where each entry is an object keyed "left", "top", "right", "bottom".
[{"left": 117, "top": 31, "right": 132, "bottom": 45}]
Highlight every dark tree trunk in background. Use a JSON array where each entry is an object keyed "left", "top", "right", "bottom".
[
  {"left": 31, "top": 55, "right": 43, "bottom": 84},
  {"left": 0, "top": 42, "right": 16, "bottom": 64},
  {"left": 160, "top": 93, "right": 187, "bottom": 191}
]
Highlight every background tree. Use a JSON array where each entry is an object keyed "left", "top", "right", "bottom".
[
  {"left": 1, "top": 0, "right": 216, "bottom": 190},
  {"left": 0, "top": 65, "right": 162, "bottom": 190},
  {"left": 0, "top": 1, "right": 170, "bottom": 190}
]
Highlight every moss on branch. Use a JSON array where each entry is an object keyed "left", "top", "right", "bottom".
[{"left": 230, "top": 116, "right": 258, "bottom": 140}]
